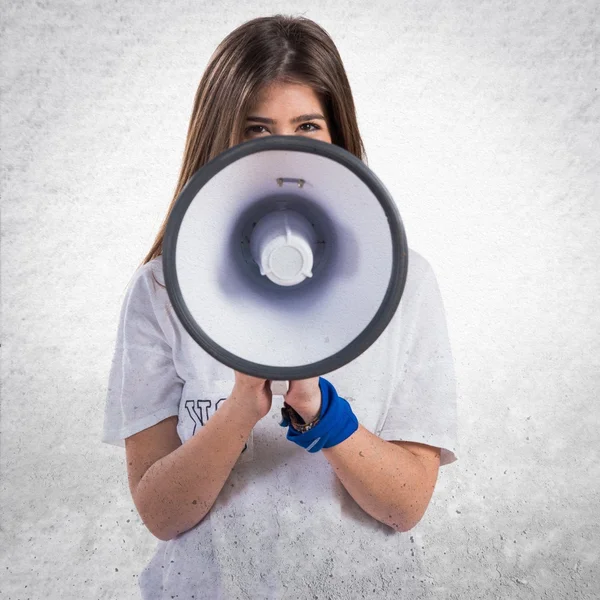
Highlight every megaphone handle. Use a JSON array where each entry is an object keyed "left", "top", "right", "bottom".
[{"left": 270, "top": 380, "right": 289, "bottom": 396}]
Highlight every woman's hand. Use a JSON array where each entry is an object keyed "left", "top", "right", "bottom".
[
  {"left": 285, "top": 377, "right": 322, "bottom": 423},
  {"left": 229, "top": 371, "right": 273, "bottom": 422}
]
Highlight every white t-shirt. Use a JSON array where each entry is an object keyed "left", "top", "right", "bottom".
[{"left": 102, "top": 248, "right": 458, "bottom": 600}]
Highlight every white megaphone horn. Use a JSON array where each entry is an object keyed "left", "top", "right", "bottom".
[{"left": 163, "top": 136, "right": 408, "bottom": 395}]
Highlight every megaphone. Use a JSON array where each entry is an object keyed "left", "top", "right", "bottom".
[{"left": 163, "top": 136, "right": 408, "bottom": 387}]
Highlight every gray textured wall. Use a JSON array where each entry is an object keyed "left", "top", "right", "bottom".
[{"left": 1, "top": 1, "right": 598, "bottom": 598}]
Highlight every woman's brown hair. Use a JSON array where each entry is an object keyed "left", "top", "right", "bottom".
[{"left": 140, "top": 14, "right": 366, "bottom": 268}]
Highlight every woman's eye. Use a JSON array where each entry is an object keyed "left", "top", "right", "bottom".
[
  {"left": 245, "top": 123, "right": 322, "bottom": 136},
  {"left": 246, "top": 125, "right": 269, "bottom": 135},
  {"left": 299, "top": 122, "right": 320, "bottom": 132}
]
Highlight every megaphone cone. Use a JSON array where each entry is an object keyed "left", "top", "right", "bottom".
[{"left": 163, "top": 136, "right": 408, "bottom": 381}]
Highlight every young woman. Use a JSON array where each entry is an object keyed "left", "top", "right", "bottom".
[{"left": 103, "top": 14, "right": 458, "bottom": 599}]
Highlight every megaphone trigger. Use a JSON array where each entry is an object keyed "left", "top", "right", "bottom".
[{"left": 270, "top": 380, "right": 290, "bottom": 396}]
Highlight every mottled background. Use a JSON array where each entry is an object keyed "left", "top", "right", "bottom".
[{"left": 1, "top": 0, "right": 598, "bottom": 598}]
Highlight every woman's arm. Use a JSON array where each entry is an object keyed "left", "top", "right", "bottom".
[
  {"left": 287, "top": 379, "right": 441, "bottom": 532},
  {"left": 129, "top": 395, "right": 259, "bottom": 542},
  {"left": 322, "top": 425, "right": 440, "bottom": 532}
]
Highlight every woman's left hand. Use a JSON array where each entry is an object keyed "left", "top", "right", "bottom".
[{"left": 285, "top": 377, "right": 322, "bottom": 423}]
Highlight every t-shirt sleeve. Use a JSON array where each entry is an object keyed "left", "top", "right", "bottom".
[
  {"left": 101, "top": 263, "right": 183, "bottom": 448},
  {"left": 378, "top": 256, "right": 458, "bottom": 466}
]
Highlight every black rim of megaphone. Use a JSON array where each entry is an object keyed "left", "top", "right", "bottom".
[{"left": 163, "top": 135, "right": 409, "bottom": 380}]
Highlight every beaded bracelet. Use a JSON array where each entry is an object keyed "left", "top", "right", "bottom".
[{"left": 280, "top": 402, "right": 321, "bottom": 433}]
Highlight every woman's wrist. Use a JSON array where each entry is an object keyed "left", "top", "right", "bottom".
[
  {"left": 287, "top": 398, "right": 321, "bottom": 425},
  {"left": 227, "top": 385, "right": 267, "bottom": 425},
  {"left": 281, "top": 401, "right": 321, "bottom": 433}
]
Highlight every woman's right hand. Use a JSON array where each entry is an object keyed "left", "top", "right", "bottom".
[{"left": 228, "top": 371, "right": 273, "bottom": 422}]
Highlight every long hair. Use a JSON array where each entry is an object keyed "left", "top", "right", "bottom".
[{"left": 140, "top": 14, "right": 366, "bottom": 268}]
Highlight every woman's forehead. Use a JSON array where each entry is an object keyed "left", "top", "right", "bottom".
[{"left": 247, "top": 81, "right": 325, "bottom": 114}]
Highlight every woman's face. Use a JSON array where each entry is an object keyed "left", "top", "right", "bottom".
[{"left": 242, "top": 81, "right": 332, "bottom": 144}]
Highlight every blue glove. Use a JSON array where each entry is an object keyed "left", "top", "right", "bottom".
[{"left": 279, "top": 377, "right": 359, "bottom": 453}]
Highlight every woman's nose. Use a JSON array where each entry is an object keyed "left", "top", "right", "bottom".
[{"left": 271, "top": 124, "right": 301, "bottom": 136}]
